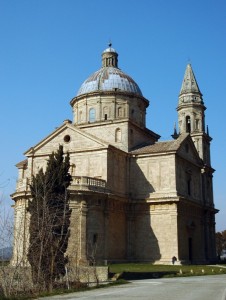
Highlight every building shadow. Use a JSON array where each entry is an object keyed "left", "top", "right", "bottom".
[{"left": 128, "top": 162, "right": 161, "bottom": 262}]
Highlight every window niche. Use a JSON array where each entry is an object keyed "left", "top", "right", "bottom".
[
  {"left": 130, "top": 128, "right": 134, "bottom": 145},
  {"left": 186, "top": 169, "right": 192, "bottom": 196},
  {"left": 118, "top": 107, "right": 124, "bottom": 118},
  {"left": 103, "top": 106, "right": 109, "bottom": 120},
  {"left": 93, "top": 233, "right": 98, "bottom": 245},
  {"left": 115, "top": 128, "right": 122, "bottom": 142},
  {"left": 131, "top": 109, "right": 135, "bottom": 117},
  {"left": 187, "top": 178, "right": 191, "bottom": 196},
  {"left": 89, "top": 108, "right": 96, "bottom": 123},
  {"left": 78, "top": 111, "right": 83, "bottom": 123},
  {"left": 195, "top": 119, "right": 199, "bottom": 130},
  {"left": 140, "top": 112, "right": 144, "bottom": 126},
  {"left": 73, "top": 109, "right": 77, "bottom": 123}
]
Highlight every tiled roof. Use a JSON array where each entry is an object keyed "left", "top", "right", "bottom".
[{"left": 131, "top": 133, "right": 189, "bottom": 155}]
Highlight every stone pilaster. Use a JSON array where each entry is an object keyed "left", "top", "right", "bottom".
[
  {"left": 79, "top": 200, "right": 88, "bottom": 265},
  {"left": 103, "top": 208, "right": 109, "bottom": 260}
]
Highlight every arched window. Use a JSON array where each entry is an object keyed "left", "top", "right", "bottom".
[
  {"left": 89, "top": 108, "right": 96, "bottom": 123},
  {"left": 186, "top": 116, "right": 191, "bottom": 133},
  {"left": 115, "top": 128, "right": 122, "bottom": 142}
]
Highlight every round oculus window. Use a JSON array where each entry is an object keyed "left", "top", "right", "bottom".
[{"left": 64, "top": 135, "right": 71, "bottom": 143}]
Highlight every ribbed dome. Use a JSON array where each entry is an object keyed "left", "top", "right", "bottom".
[
  {"left": 76, "top": 45, "right": 143, "bottom": 97},
  {"left": 77, "top": 67, "right": 143, "bottom": 96}
]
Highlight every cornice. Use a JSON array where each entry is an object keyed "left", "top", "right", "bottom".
[{"left": 70, "top": 90, "right": 149, "bottom": 107}]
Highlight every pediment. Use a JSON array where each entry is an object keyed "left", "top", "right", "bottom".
[
  {"left": 176, "top": 135, "right": 202, "bottom": 166},
  {"left": 25, "top": 121, "right": 110, "bottom": 156}
]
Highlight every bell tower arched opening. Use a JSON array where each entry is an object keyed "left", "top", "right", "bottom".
[{"left": 186, "top": 116, "right": 191, "bottom": 133}]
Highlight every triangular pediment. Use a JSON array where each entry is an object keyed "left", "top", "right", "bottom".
[
  {"left": 176, "top": 134, "right": 202, "bottom": 166},
  {"left": 25, "top": 121, "right": 110, "bottom": 156},
  {"left": 131, "top": 133, "right": 202, "bottom": 166}
]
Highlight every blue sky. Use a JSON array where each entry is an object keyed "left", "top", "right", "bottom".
[{"left": 0, "top": 0, "right": 225, "bottom": 231}]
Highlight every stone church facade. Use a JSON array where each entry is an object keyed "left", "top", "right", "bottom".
[{"left": 11, "top": 45, "right": 217, "bottom": 266}]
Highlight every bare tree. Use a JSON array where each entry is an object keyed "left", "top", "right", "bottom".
[
  {"left": 216, "top": 230, "right": 226, "bottom": 258},
  {"left": 0, "top": 193, "right": 32, "bottom": 298}
]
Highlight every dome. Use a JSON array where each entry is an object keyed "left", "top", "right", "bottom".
[
  {"left": 77, "top": 67, "right": 143, "bottom": 96},
  {"left": 76, "top": 45, "right": 143, "bottom": 97}
]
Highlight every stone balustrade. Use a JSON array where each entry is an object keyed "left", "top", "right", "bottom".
[
  {"left": 71, "top": 176, "right": 108, "bottom": 193},
  {"left": 16, "top": 176, "right": 108, "bottom": 194}
]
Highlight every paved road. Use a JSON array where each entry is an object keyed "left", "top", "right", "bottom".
[{"left": 40, "top": 275, "right": 226, "bottom": 300}]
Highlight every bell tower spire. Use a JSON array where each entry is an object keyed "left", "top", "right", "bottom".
[
  {"left": 179, "top": 63, "right": 202, "bottom": 97},
  {"left": 177, "top": 64, "right": 212, "bottom": 166}
]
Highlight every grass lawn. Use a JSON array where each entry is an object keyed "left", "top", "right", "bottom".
[{"left": 109, "top": 263, "right": 226, "bottom": 279}]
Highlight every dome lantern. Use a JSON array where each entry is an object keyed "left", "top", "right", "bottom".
[
  {"left": 76, "top": 44, "right": 143, "bottom": 97},
  {"left": 102, "top": 43, "right": 118, "bottom": 68}
]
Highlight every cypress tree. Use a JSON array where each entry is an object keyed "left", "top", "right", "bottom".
[{"left": 28, "top": 145, "right": 72, "bottom": 291}]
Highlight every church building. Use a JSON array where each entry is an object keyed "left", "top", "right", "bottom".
[{"left": 11, "top": 45, "right": 217, "bottom": 265}]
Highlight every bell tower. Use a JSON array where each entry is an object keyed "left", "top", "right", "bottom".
[
  {"left": 177, "top": 64, "right": 212, "bottom": 166},
  {"left": 177, "top": 64, "right": 216, "bottom": 262}
]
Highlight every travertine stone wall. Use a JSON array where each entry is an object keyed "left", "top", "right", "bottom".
[
  {"left": 176, "top": 156, "right": 202, "bottom": 203},
  {"left": 107, "top": 149, "right": 128, "bottom": 195},
  {"left": 67, "top": 195, "right": 127, "bottom": 264},
  {"left": 71, "top": 92, "right": 156, "bottom": 152},
  {"left": 11, "top": 199, "right": 30, "bottom": 266},
  {"left": 86, "top": 200, "right": 106, "bottom": 261},
  {"left": 11, "top": 115, "right": 216, "bottom": 266},
  {"left": 82, "top": 121, "right": 156, "bottom": 152},
  {"left": 86, "top": 197, "right": 127, "bottom": 261},
  {"left": 130, "top": 155, "right": 176, "bottom": 199},
  {"left": 177, "top": 203, "right": 206, "bottom": 263},
  {"left": 133, "top": 203, "right": 178, "bottom": 263},
  {"left": 107, "top": 200, "right": 126, "bottom": 260},
  {"left": 66, "top": 199, "right": 84, "bottom": 264},
  {"left": 72, "top": 94, "right": 147, "bottom": 127}
]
